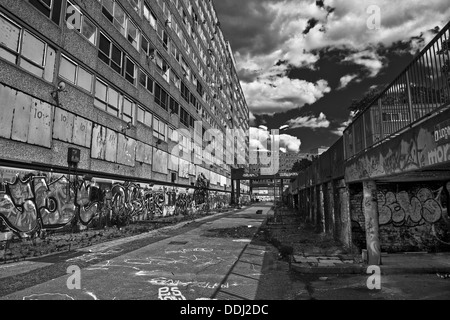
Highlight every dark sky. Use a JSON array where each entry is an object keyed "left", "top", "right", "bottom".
[{"left": 213, "top": 0, "right": 450, "bottom": 152}]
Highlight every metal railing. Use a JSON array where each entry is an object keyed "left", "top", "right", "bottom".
[{"left": 344, "top": 20, "right": 450, "bottom": 160}]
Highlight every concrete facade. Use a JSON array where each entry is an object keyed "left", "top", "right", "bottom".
[{"left": 0, "top": 0, "right": 249, "bottom": 237}]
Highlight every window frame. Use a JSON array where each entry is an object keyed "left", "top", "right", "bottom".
[
  {"left": 0, "top": 14, "right": 56, "bottom": 83},
  {"left": 59, "top": 54, "right": 94, "bottom": 93},
  {"left": 137, "top": 105, "right": 153, "bottom": 127},
  {"left": 98, "top": 32, "right": 123, "bottom": 75},
  {"left": 170, "top": 97, "right": 179, "bottom": 115},
  {"left": 180, "top": 106, "right": 189, "bottom": 127},
  {"left": 28, "top": 0, "right": 62, "bottom": 25},
  {"left": 143, "top": 2, "right": 157, "bottom": 30},
  {"left": 94, "top": 78, "right": 135, "bottom": 123},
  {"left": 139, "top": 68, "right": 154, "bottom": 93},
  {"left": 128, "top": 0, "right": 141, "bottom": 15},
  {"left": 153, "top": 117, "right": 167, "bottom": 141},
  {"left": 125, "top": 56, "right": 137, "bottom": 85},
  {"left": 154, "top": 83, "right": 168, "bottom": 111},
  {"left": 65, "top": 0, "right": 97, "bottom": 45},
  {"left": 126, "top": 18, "right": 140, "bottom": 50}
]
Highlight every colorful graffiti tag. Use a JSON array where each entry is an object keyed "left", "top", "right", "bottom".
[{"left": 0, "top": 172, "right": 231, "bottom": 237}]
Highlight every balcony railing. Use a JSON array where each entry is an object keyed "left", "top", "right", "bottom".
[{"left": 344, "top": 20, "right": 450, "bottom": 160}]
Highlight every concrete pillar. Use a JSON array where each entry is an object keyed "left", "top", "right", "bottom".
[
  {"left": 231, "top": 179, "right": 235, "bottom": 205},
  {"left": 318, "top": 184, "right": 325, "bottom": 233},
  {"left": 305, "top": 189, "right": 311, "bottom": 221},
  {"left": 336, "top": 180, "right": 352, "bottom": 249},
  {"left": 334, "top": 181, "right": 342, "bottom": 242},
  {"left": 236, "top": 180, "right": 241, "bottom": 205},
  {"left": 312, "top": 187, "right": 317, "bottom": 225},
  {"left": 302, "top": 190, "right": 306, "bottom": 218},
  {"left": 328, "top": 181, "right": 335, "bottom": 237},
  {"left": 323, "top": 183, "right": 330, "bottom": 233},
  {"left": 337, "top": 180, "right": 352, "bottom": 249},
  {"left": 362, "top": 181, "right": 382, "bottom": 266}
]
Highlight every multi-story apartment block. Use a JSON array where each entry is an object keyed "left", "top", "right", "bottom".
[{"left": 0, "top": 0, "right": 249, "bottom": 215}]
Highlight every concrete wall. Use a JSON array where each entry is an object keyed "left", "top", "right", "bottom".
[
  {"left": 348, "top": 181, "right": 450, "bottom": 253},
  {"left": 0, "top": 167, "right": 231, "bottom": 238}
]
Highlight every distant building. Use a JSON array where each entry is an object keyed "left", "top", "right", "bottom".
[{"left": 248, "top": 149, "right": 305, "bottom": 200}]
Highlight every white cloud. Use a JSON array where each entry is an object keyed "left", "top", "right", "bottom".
[
  {"left": 338, "top": 74, "right": 359, "bottom": 90},
  {"left": 242, "top": 77, "right": 331, "bottom": 115},
  {"left": 287, "top": 113, "right": 331, "bottom": 129},
  {"left": 298, "top": 0, "right": 450, "bottom": 51},
  {"left": 280, "top": 134, "right": 302, "bottom": 152},
  {"left": 249, "top": 127, "right": 301, "bottom": 153},
  {"left": 249, "top": 127, "right": 270, "bottom": 152},
  {"left": 232, "top": 0, "right": 450, "bottom": 115},
  {"left": 342, "top": 50, "right": 386, "bottom": 77}
]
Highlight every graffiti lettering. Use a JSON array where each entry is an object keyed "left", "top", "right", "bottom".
[
  {"left": 158, "top": 287, "right": 186, "bottom": 300},
  {"left": 0, "top": 172, "right": 231, "bottom": 238},
  {"left": 149, "top": 277, "right": 232, "bottom": 290},
  {"left": 378, "top": 187, "right": 444, "bottom": 226},
  {"left": 428, "top": 143, "right": 450, "bottom": 166},
  {"left": 435, "top": 126, "right": 450, "bottom": 143}
]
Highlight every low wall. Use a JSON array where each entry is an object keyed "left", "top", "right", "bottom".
[{"left": 0, "top": 168, "right": 231, "bottom": 239}]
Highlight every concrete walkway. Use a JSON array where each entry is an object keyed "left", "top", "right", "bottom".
[
  {"left": 0, "top": 204, "right": 274, "bottom": 300},
  {"left": 0, "top": 206, "right": 252, "bottom": 280}
]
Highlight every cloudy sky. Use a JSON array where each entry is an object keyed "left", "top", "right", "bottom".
[{"left": 214, "top": 0, "right": 450, "bottom": 153}]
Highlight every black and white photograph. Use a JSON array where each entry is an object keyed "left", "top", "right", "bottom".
[{"left": 0, "top": 0, "right": 449, "bottom": 309}]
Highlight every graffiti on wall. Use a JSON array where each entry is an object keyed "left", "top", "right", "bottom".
[
  {"left": 345, "top": 116, "right": 447, "bottom": 182},
  {"left": 345, "top": 136, "right": 425, "bottom": 182},
  {"left": 0, "top": 172, "right": 231, "bottom": 237},
  {"left": 351, "top": 183, "right": 450, "bottom": 229},
  {"left": 378, "top": 185, "right": 448, "bottom": 227}
]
